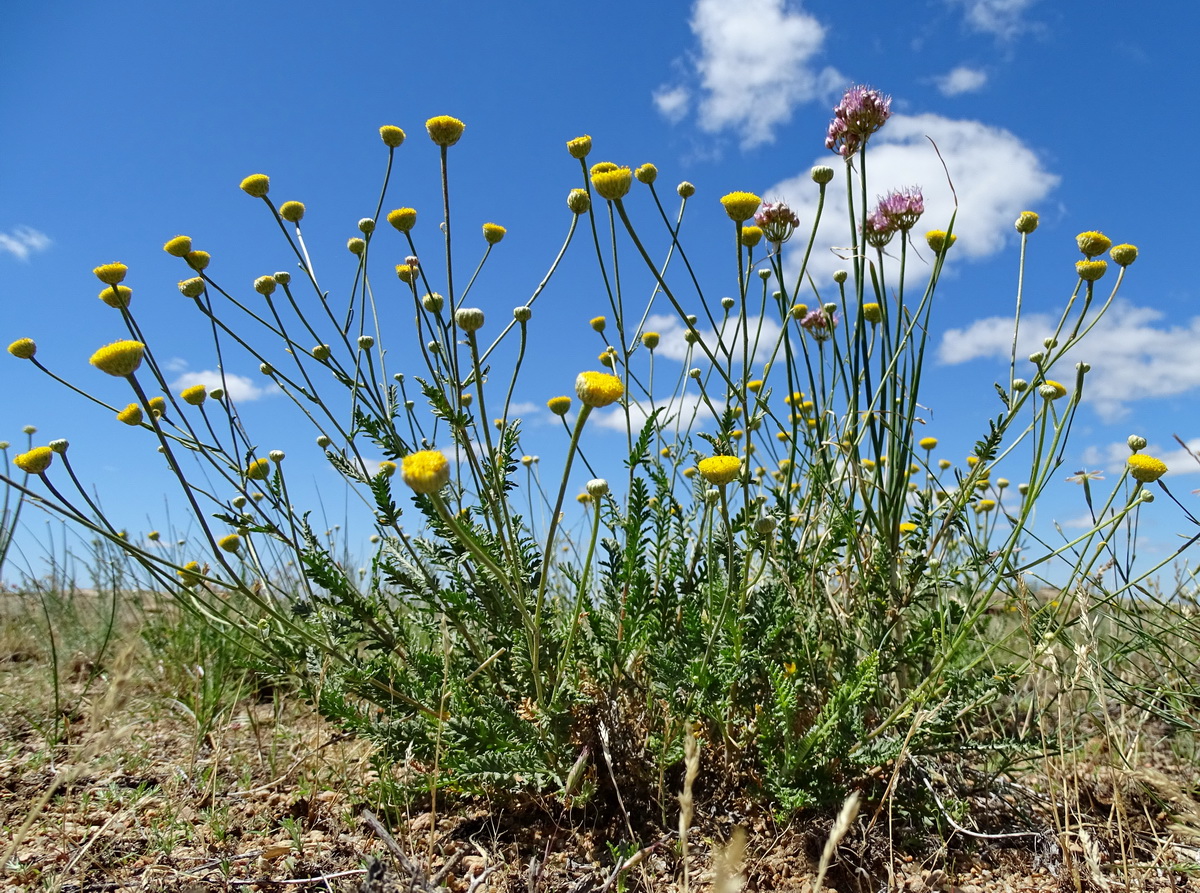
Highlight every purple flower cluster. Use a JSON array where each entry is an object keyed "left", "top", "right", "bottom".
[
  {"left": 754, "top": 201, "right": 801, "bottom": 244},
  {"left": 800, "top": 308, "right": 838, "bottom": 342},
  {"left": 826, "top": 85, "right": 892, "bottom": 158},
  {"left": 863, "top": 187, "right": 924, "bottom": 248}
]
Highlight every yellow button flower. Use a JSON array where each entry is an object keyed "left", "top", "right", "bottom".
[
  {"left": 180, "top": 384, "right": 208, "bottom": 406},
  {"left": 14, "top": 447, "right": 53, "bottom": 474},
  {"left": 116, "top": 403, "right": 143, "bottom": 425},
  {"left": 591, "top": 166, "right": 633, "bottom": 201},
  {"left": 379, "top": 125, "right": 406, "bottom": 148},
  {"left": 1127, "top": 454, "right": 1167, "bottom": 483},
  {"left": 566, "top": 135, "right": 592, "bottom": 159},
  {"left": 720, "top": 191, "right": 761, "bottom": 222},
  {"left": 402, "top": 450, "right": 450, "bottom": 494},
  {"left": 246, "top": 458, "right": 271, "bottom": 480},
  {"left": 482, "top": 223, "right": 506, "bottom": 245},
  {"left": 163, "top": 235, "right": 192, "bottom": 257},
  {"left": 698, "top": 455, "right": 741, "bottom": 486},
  {"left": 1076, "top": 231, "right": 1111, "bottom": 258},
  {"left": 387, "top": 208, "right": 417, "bottom": 232},
  {"left": 239, "top": 174, "right": 270, "bottom": 197},
  {"left": 547, "top": 395, "right": 572, "bottom": 416},
  {"left": 426, "top": 115, "right": 465, "bottom": 147},
  {"left": 90, "top": 340, "right": 145, "bottom": 377},
  {"left": 7, "top": 338, "right": 36, "bottom": 359},
  {"left": 93, "top": 263, "right": 128, "bottom": 286},
  {"left": 575, "top": 371, "right": 624, "bottom": 407},
  {"left": 919, "top": 436, "right": 938, "bottom": 450}
]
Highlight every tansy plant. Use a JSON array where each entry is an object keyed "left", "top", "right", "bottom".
[{"left": 4, "top": 95, "right": 1195, "bottom": 819}]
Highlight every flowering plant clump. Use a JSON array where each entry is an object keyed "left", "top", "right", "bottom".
[{"left": 6, "top": 89, "right": 1191, "bottom": 843}]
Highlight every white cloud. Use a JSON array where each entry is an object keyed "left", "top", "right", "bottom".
[
  {"left": 0, "top": 226, "right": 51, "bottom": 261},
  {"left": 766, "top": 112, "right": 1059, "bottom": 283},
  {"left": 935, "top": 66, "right": 988, "bottom": 96},
  {"left": 939, "top": 301, "right": 1200, "bottom": 422},
  {"left": 657, "top": 0, "right": 842, "bottom": 148},
  {"left": 653, "top": 85, "right": 691, "bottom": 123},
  {"left": 172, "top": 370, "right": 278, "bottom": 402},
  {"left": 949, "top": 0, "right": 1037, "bottom": 38},
  {"left": 592, "top": 388, "right": 721, "bottom": 434},
  {"left": 640, "top": 312, "right": 784, "bottom": 366}
]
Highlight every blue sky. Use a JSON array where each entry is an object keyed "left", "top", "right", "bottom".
[{"left": 3, "top": 0, "right": 1199, "bottom": 581}]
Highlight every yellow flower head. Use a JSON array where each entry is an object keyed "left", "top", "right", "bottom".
[
  {"left": 862, "top": 303, "right": 882, "bottom": 324},
  {"left": 8, "top": 338, "right": 36, "bottom": 359},
  {"left": 547, "top": 395, "right": 572, "bottom": 416},
  {"left": 1110, "top": 243, "right": 1138, "bottom": 267},
  {"left": 976, "top": 499, "right": 997, "bottom": 513},
  {"left": 590, "top": 316, "right": 607, "bottom": 333},
  {"left": 239, "top": 174, "right": 270, "bottom": 197},
  {"left": 899, "top": 522, "right": 917, "bottom": 534},
  {"left": 567, "top": 188, "right": 591, "bottom": 214},
  {"left": 1041, "top": 379, "right": 1068, "bottom": 399},
  {"left": 180, "top": 384, "right": 208, "bottom": 406},
  {"left": 97, "top": 285, "right": 132, "bottom": 308},
  {"left": 747, "top": 379, "right": 763, "bottom": 393},
  {"left": 720, "top": 191, "right": 761, "bottom": 222},
  {"left": 575, "top": 371, "right": 624, "bottom": 407},
  {"left": 635, "top": 163, "right": 658, "bottom": 185},
  {"left": 14, "top": 446, "right": 53, "bottom": 475},
  {"left": 677, "top": 181, "right": 696, "bottom": 198},
  {"left": 387, "top": 207, "right": 417, "bottom": 232},
  {"left": 1127, "top": 454, "right": 1167, "bottom": 483},
  {"left": 166, "top": 279, "right": 198, "bottom": 302},
  {"left": 1076, "top": 260, "right": 1107, "bottom": 282},
  {"left": 379, "top": 125, "right": 406, "bottom": 148},
  {"left": 396, "top": 263, "right": 417, "bottom": 284},
  {"left": 598, "top": 349, "right": 615, "bottom": 368},
  {"left": 253, "top": 275, "right": 277, "bottom": 296},
  {"left": 378, "top": 460, "right": 397, "bottom": 478},
  {"left": 1076, "top": 230, "right": 1112, "bottom": 258},
  {"left": 566, "top": 135, "right": 592, "bottom": 159},
  {"left": 591, "top": 165, "right": 633, "bottom": 201},
  {"left": 641, "top": 331, "right": 660, "bottom": 350},
  {"left": 790, "top": 303, "right": 808, "bottom": 320},
  {"left": 186, "top": 250, "right": 211, "bottom": 271},
  {"left": 279, "top": 201, "right": 306, "bottom": 223},
  {"left": 919, "top": 436, "right": 938, "bottom": 450},
  {"left": 426, "top": 115, "right": 465, "bottom": 147},
  {"left": 402, "top": 449, "right": 450, "bottom": 494},
  {"left": 93, "top": 263, "right": 128, "bottom": 286},
  {"left": 217, "top": 533, "right": 242, "bottom": 553},
  {"left": 698, "top": 455, "right": 741, "bottom": 486},
  {"left": 1014, "top": 211, "right": 1039, "bottom": 234},
  {"left": 90, "top": 340, "right": 145, "bottom": 377},
  {"left": 740, "top": 225, "right": 763, "bottom": 248},
  {"left": 147, "top": 396, "right": 166, "bottom": 417},
  {"left": 163, "top": 235, "right": 192, "bottom": 257},
  {"left": 925, "top": 230, "right": 956, "bottom": 253},
  {"left": 178, "top": 561, "right": 203, "bottom": 587},
  {"left": 116, "top": 403, "right": 143, "bottom": 425},
  {"left": 938, "top": 458, "right": 952, "bottom": 470},
  {"left": 246, "top": 457, "right": 271, "bottom": 481},
  {"left": 482, "top": 222, "right": 506, "bottom": 245}
]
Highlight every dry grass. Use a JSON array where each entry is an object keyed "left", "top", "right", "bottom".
[{"left": 2, "top": 587, "right": 1198, "bottom": 893}]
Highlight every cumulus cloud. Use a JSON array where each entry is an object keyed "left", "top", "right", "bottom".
[
  {"left": 949, "top": 0, "right": 1037, "bottom": 38},
  {"left": 935, "top": 66, "right": 988, "bottom": 96},
  {"left": 653, "top": 85, "right": 691, "bottom": 123},
  {"left": 765, "top": 112, "right": 1059, "bottom": 283},
  {"left": 0, "top": 226, "right": 51, "bottom": 261},
  {"left": 639, "top": 312, "right": 784, "bottom": 366},
  {"left": 939, "top": 301, "right": 1200, "bottom": 422},
  {"left": 655, "top": 0, "right": 842, "bottom": 148},
  {"left": 172, "top": 370, "right": 278, "bottom": 402}
]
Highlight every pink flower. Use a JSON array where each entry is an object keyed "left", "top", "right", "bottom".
[
  {"left": 877, "top": 187, "right": 924, "bottom": 232},
  {"left": 800, "top": 308, "right": 838, "bottom": 342},
  {"left": 754, "top": 201, "right": 801, "bottom": 244},
  {"left": 826, "top": 85, "right": 892, "bottom": 158}
]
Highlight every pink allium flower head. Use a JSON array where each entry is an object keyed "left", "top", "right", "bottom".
[
  {"left": 800, "top": 308, "right": 838, "bottom": 342},
  {"left": 863, "top": 211, "right": 894, "bottom": 249},
  {"left": 877, "top": 187, "right": 924, "bottom": 232},
  {"left": 826, "top": 85, "right": 892, "bottom": 158},
  {"left": 754, "top": 200, "right": 801, "bottom": 244}
]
